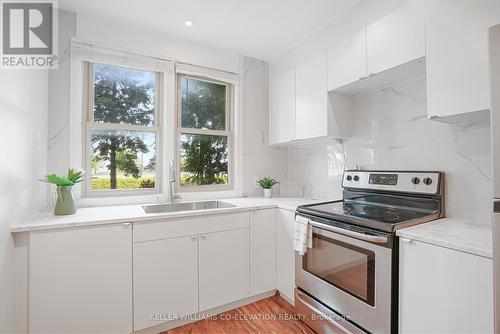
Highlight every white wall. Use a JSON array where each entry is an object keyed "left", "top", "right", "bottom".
[
  {"left": 241, "top": 56, "right": 288, "bottom": 196},
  {"left": 76, "top": 14, "right": 240, "bottom": 74},
  {"left": 288, "top": 77, "right": 492, "bottom": 223},
  {"left": 0, "top": 71, "right": 49, "bottom": 333}
]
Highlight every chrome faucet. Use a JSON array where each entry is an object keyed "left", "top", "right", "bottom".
[{"left": 168, "top": 160, "right": 181, "bottom": 203}]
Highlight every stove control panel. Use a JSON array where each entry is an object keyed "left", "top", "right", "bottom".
[{"left": 342, "top": 171, "right": 442, "bottom": 194}]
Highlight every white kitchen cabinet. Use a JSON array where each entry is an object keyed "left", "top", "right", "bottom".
[
  {"left": 327, "top": 29, "right": 367, "bottom": 91},
  {"left": 276, "top": 209, "right": 296, "bottom": 304},
  {"left": 269, "top": 68, "right": 295, "bottom": 145},
  {"left": 271, "top": 51, "right": 352, "bottom": 144},
  {"left": 399, "top": 238, "right": 494, "bottom": 333},
  {"left": 250, "top": 209, "right": 277, "bottom": 295},
  {"left": 366, "top": 0, "right": 424, "bottom": 75},
  {"left": 295, "top": 52, "right": 328, "bottom": 140},
  {"left": 133, "top": 236, "right": 198, "bottom": 331},
  {"left": 199, "top": 228, "right": 250, "bottom": 311},
  {"left": 29, "top": 224, "right": 132, "bottom": 333},
  {"left": 425, "top": 0, "right": 500, "bottom": 120}
]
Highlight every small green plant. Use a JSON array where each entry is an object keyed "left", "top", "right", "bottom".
[
  {"left": 139, "top": 178, "right": 155, "bottom": 189},
  {"left": 40, "top": 168, "right": 85, "bottom": 186},
  {"left": 257, "top": 177, "right": 279, "bottom": 189}
]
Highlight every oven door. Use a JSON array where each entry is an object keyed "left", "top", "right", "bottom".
[{"left": 295, "top": 217, "right": 393, "bottom": 334}]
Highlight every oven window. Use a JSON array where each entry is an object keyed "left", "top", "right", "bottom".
[{"left": 303, "top": 233, "right": 375, "bottom": 306}]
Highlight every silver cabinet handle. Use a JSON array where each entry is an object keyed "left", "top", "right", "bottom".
[
  {"left": 200, "top": 234, "right": 207, "bottom": 240},
  {"left": 309, "top": 220, "right": 388, "bottom": 244},
  {"left": 190, "top": 235, "right": 197, "bottom": 241},
  {"left": 122, "top": 222, "right": 130, "bottom": 227}
]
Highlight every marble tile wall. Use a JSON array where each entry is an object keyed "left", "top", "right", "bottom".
[
  {"left": 287, "top": 76, "right": 493, "bottom": 224},
  {"left": 241, "top": 56, "right": 289, "bottom": 197}
]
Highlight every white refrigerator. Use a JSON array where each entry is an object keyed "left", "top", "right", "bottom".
[{"left": 490, "top": 23, "right": 500, "bottom": 334}]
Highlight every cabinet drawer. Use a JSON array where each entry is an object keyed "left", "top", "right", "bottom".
[{"left": 133, "top": 211, "right": 250, "bottom": 243}]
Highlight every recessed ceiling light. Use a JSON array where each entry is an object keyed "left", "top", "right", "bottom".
[{"left": 185, "top": 20, "right": 195, "bottom": 27}]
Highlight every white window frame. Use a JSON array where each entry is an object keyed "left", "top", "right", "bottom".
[
  {"left": 176, "top": 74, "right": 234, "bottom": 192},
  {"left": 83, "top": 61, "right": 163, "bottom": 197}
]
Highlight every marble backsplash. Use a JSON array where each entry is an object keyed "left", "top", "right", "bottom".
[{"left": 286, "top": 76, "right": 493, "bottom": 224}]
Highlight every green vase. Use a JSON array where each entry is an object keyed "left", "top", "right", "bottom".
[{"left": 54, "top": 186, "right": 76, "bottom": 215}]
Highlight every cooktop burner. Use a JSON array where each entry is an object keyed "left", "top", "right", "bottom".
[
  {"left": 297, "top": 171, "right": 444, "bottom": 233},
  {"left": 298, "top": 200, "right": 438, "bottom": 232}
]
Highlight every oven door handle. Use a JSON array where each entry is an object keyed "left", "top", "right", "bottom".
[{"left": 309, "top": 220, "right": 388, "bottom": 244}]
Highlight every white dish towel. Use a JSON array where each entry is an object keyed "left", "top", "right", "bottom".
[{"left": 294, "top": 215, "right": 313, "bottom": 255}]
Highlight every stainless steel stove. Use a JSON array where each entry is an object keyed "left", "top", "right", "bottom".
[{"left": 294, "top": 171, "right": 444, "bottom": 334}]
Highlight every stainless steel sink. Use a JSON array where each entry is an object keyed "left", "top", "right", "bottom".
[{"left": 142, "top": 200, "right": 236, "bottom": 214}]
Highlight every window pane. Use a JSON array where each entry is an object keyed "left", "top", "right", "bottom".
[
  {"left": 93, "top": 64, "right": 155, "bottom": 126},
  {"left": 180, "top": 134, "right": 228, "bottom": 186},
  {"left": 90, "top": 129, "right": 156, "bottom": 190},
  {"left": 181, "top": 77, "right": 226, "bottom": 130}
]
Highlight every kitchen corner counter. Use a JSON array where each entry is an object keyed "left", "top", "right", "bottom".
[
  {"left": 396, "top": 218, "right": 493, "bottom": 258},
  {"left": 10, "top": 197, "right": 323, "bottom": 233}
]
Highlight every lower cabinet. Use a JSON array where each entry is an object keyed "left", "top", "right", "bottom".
[
  {"left": 276, "top": 209, "right": 296, "bottom": 304},
  {"left": 29, "top": 224, "right": 133, "bottom": 333},
  {"left": 27, "top": 209, "right": 277, "bottom": 332},
  {"left": 399, "top": 238, "right": 494, "bottom": 333},
  {"left": 133, "top": 212, "right": 251, "bottom": 330},
  {"left": 133, "top": 236, "right": 199, "bottom": 331},
  {"left": 250, "top": 209, "right": 277, "bottom": 295},
  {"left": 199, "top": 228, "right": 250, "bottom": 310}
]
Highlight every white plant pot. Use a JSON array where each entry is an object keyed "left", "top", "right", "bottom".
[{"left": 263, "top": 188, "right": 272, "bottom": 198}]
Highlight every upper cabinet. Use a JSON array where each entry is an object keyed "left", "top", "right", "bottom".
[
  {"left": 269, "top": 68, "right": 295, "bottom": 145},
  {"left": 295, "top": 52, "right": 328, "bottom": 139},
  {"left": 367, "top": 0, "right": 425, "bottom": 74},
  {"left": 327, "top": 0, "right": 425, "bottom": 95},
  {"left": 327, "top": 30, "right": 367, "bottom": 91},
  {"left": 269, "top": 51, "right": 352, "bottom": 145},
  {"left": 270, "top": 0, "right": 500, "bottom": 144},
  {"left": 425, "top": 0, "right": 500, "bottom": 121}
]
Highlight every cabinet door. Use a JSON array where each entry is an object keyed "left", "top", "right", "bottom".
[
  {"left": 276, "top": 209, "right": 296, "bottom": 304},
  {"left": 295, "top": 52, "right": 328, "bottom": 140},
  {"left": 133, "top": 236, "right": 198, "bottom": 331},
  {"left": 399, "top": 238, "right": 494, "bottom": 333},
  {"left": 367, "top": 0, "right": 424, "bottom": 74},
  {"left": 425, "top": 0, "right": 500, "bottom": 118},
  {"left": 199, "top": 228, "right": 250, "bottom": 310},
  {"left": 270, "top": 68, "right": 295, "bottom": 145},
  {"left": 29, "top": 224, "right": 132, "bottom": 333},
  {"left": 327, "top": 29, "right": 367, "bottom": 91},
  {"left": 250, "top": 209, "right": 277, "bottom": 295}
]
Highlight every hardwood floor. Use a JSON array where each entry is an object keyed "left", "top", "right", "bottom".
[{"left": 164, "top": 295, "right": 315, "bottom": 334}]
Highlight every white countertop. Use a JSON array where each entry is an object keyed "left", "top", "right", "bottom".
[
  {"left": 396, "top": 218, "right": 493, "bottom": 258},
  {"left": 10, "top": 197, "right": 323, "bottom": 233},
  {"left": 13, "top": 199, "right": 493, "bottom": 259}
]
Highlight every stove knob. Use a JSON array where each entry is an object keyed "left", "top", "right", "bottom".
[
  {"left": 411, "top": 177, "right": 420, "bottom": 185},
  {"left": 353, "top": 175, "right": 360, "bottom": 182},
  {"left": 423, "top": 177, "right": 433, "bottom": 185},
  {"left": 346, "top": 175, "right": 352, "bottom": 181}
]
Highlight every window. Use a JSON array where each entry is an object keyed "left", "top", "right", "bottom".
[
  {"left": 85, "top": 63, "right": 160, "bottom": 195},
  {"left": 177, "top": 75, "right": 232, "bottom": 190}
]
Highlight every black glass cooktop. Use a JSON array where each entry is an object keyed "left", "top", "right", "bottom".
[{"left": 297, "top": 200, "right": 437, "bottom": 232}]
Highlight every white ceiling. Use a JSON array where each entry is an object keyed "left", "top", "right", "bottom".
[{"left": 59, "top": 0, "right": 356, "bottom": 61}]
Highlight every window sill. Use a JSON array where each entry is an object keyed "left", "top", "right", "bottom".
[{"left": 77, "top": 190, "right": 243, "bottom": 208}]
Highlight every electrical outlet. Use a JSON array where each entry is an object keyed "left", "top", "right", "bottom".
[{"left": 253, "top": 177, "right": 260, "bottom": 189}]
